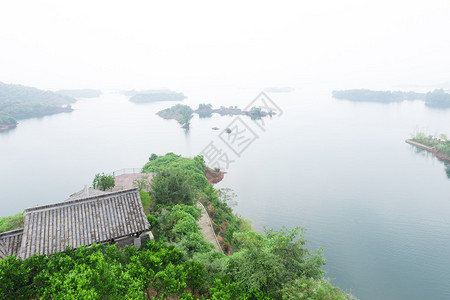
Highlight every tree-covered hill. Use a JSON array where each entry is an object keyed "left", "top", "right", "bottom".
[
  {"left": 0, "top": 82, "right": 76, "bottom": 129},
  {"left": 0, "top": 153, "right": 355, "bottom": 299}
]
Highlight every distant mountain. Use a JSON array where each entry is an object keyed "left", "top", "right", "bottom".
[
  {"left": 0, "top": 82, "right": 75, "bottom": 130},
  {"left": 121, "top": 89, "right": 175, "bottom": 97},
  {"left": 56, "top": 89, "right": 102, "bottom": 98},
  {"left": 264, "top": 87, "right": 295, "bottom": 93},
  {"left": 127, "top": 90, "right": 186, "bottom": 103}
]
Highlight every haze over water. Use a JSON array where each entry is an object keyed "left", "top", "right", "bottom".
[{"left": 1, "top": 86, "right": 449, "bottom": 299}]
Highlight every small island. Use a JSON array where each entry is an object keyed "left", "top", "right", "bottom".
[
  {"left": 157, "top": 103, "right": 275, "bottom": 129},
  {"left": 194, "top": 104, "right": 274, "bottom": 119},
  {"left": 157, "top": 104, "right": 193, "bottom": 128},
  {"left": 124, "top": 89, "right": 187, "bottom": 103},
  {"left": 406, "top": 132, "right": 450, "bottom": 162},
  {"left": 56, "top": 89, "right": 102, "bottom": 98},
  {"left": 424, "top": 89, "right": 450, "bottom": 108},
  {"left": 0, "top": 82, "right": 76, "bottom": 131}
]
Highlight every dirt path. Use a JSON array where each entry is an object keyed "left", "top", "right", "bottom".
[{"left": 196, "top": 202, "right": 222, "bottom": 253}]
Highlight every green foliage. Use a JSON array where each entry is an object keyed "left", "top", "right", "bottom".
[
  {"left": 0, "top": 213, "right": 24, "bottom": 233},
  {"left": 0, "top": 241, "right": 215, "bottom": 299},
  {"left": 149, "top": 153, "right": 159, "bottom": 161},
  {"left": 225, "top": 228, "right": 326, "bottom": 298},
  {"left": 146, "top": 214, "right": 158, "bottom": 227},
  {"left": 157, "top": 104, "right": 194, "bottom": 125},
  {"left": 282, "top": 277, "right": 355, "bottom": 300},
  {"left": 0, "top": 152, "right": 352, "bottom": 300},
  {"left": 139, "top": 190, "right": 152, "bottom": 214},
  {"left": 412, "top": 132, "right": 450, "bottom": 157},
  {"left": 92, "top": 172, "right": 115, "bottom": 191},
  {"left": 142, "top": 153, "right": 206, "bottom": 179},
  {"left": 201, "top": 186, "right": 242, "bottom": 253},
  {"left": 150, "top": 168, "right": 195, "bottom": 208},
  {"left": 153, "top": 205, "right": 212, "bottom": 257},
  {"left": 425, "top": 88, "right": 450, "bottom": 107},
  {"left": 0, "top": 113, "right": 17, "bottom": 126},
  {"left": 0, "top": 82, "right": 75, "bottom": 120}
]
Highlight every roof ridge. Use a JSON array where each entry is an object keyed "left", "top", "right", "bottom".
[
  {"left": 25, "top": 188, "right": 139, "bottom": 214},
  {"left": 0, "top": 228, "right": 24, "bottom": 238}
]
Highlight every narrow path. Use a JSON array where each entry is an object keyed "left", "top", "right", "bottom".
[{"left": 196, "top": 202, "right": 223, "bottom": 253}]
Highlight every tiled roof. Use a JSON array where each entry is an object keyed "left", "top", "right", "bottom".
[
  {"left": 0, "top": 229, "right": 23, "bottom": 259},
  {"left": 17, "top": 188, "right": 149, "bottom": 259}
]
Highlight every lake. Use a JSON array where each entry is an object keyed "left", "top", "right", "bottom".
[{"left": 1, "top": 86, "right": 449, "bottom": 299}]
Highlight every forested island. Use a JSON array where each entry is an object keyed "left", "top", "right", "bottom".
[
  {"left": 0, "top": 153, "right": 354, "bottom": 299},
  {"left": 125, "top": 89, "right": 187, "bottom": 103},
  {"left": 0, "top": 82, "right": 75, "bottom": 130},
  {"left": 157, "top": 104, "right": 193, "bottom": 128},
  {"left": 157, "top": 103, "right": 274, "bottom": 128},
  {"left": 332, "top": 89, "right": 425, "bottom": 102},
  {"left": 56, "top": 89, "right": 102, "bottom": 98},
  {"left": 332, "top": 88, "right": 450, "bottom": 107}
]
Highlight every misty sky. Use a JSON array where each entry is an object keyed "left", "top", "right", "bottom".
[{"left": 1, "top": 0, "right": 450, "bottom": 91}]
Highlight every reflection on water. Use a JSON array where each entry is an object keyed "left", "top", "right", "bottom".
[
  {"left": 445, "top": 163, "right": 450, "bottom": 179},
  {"left": 1, "top": 89, "right": 450, "bottom": 300}
]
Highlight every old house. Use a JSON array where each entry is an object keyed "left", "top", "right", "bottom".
[{"left": 0, "top": 188, "right": 151, "bottom": 260}]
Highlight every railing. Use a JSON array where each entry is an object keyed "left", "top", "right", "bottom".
[
  {"left": 197, "top": 201, "right": 224, "bottom": 254},
  {"left": 107, "top": 168, "right": 142, "bottom": 177}
]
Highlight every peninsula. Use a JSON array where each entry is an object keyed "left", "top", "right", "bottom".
[{"left": 0, "top": 82, "right": 76, "bottom": 131}]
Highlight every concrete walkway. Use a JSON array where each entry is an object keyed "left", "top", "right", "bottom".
[{"left": 197, "top": 202, "right": 223, "bottom": 253}]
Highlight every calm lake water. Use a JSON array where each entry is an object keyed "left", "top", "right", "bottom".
[{"left": 1, "top": 86, "right": 449, "bottom": 299}]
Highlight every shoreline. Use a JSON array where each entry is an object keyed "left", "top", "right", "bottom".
[
  {"left": 0, "top": 123, "right": 18, "bottom": 131},
  {"left": 405, "top": 139, "right": 450, "bottom": 163}
]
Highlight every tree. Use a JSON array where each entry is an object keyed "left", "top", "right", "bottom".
[
  {"left": 133, "top": 175, "right": 151, "bottom": 191},
  {"left": 150, "top": 168, "right": 195, "bottom": 207},
  {"left": 149, "top": 153, "right": 158, "bottom": 161},
  {"left": 92, "top": 173, "right": 115, "bottom": 191}
]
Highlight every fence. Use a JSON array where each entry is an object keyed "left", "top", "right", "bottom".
[{"left": 107, "top": 168, "right": 142, "bottom": 177}]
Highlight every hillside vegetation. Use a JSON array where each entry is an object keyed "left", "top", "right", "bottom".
[{"left": 0, "top": 153, "right": 354, "bottom": 299}]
